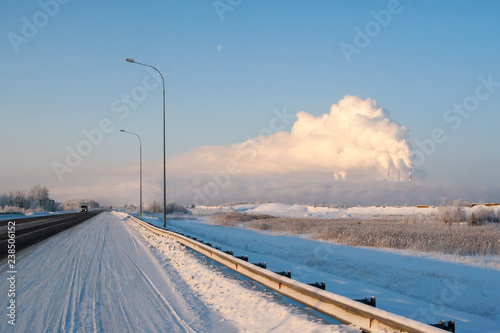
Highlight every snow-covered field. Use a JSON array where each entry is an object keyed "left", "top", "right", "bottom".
[
  {"left": 190, "top": 203, "right": 437, "bottom": 219},
  {"left": 191, "top": 202, "right": 500, "bottom": 220},
  {"left": 141, "top": 202, "right": 500, "bottom": 333}
]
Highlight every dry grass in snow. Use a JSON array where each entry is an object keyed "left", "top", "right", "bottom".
[{"left": 210, "top": 212, "right": 500, "bottom": 256}]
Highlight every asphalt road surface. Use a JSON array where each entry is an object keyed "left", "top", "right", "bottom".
[{"left": 0, "top": 211, "right": 104, "bottom": 258}]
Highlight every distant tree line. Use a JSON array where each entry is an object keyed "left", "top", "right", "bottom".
[
  {"left": 59, "top": 199, "right": 100, "bottom": 211},
  {"left": 119, "top": 201, "right": 190, "bottom": 216},
  {"left": 0, "top": 185, "right": 100, "bottom": 214},
  {"left": 0, "top": 185, "right": 53, "bottom": 212}
]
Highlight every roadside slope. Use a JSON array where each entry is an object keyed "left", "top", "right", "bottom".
[{"left": 149, "top": 216, "right": 499, "bottom": 333}]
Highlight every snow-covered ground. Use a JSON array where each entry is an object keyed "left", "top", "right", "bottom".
[
  {"left": 0, "top": 211, "right": 357, "bottom": 333},
  {"left": 141, "top": 203, "right": 500, "bottom": 333},
  {"left": 191, "top": 203, "right": 437, "bottom": 219},
  {"left": 191, "top": 202, "right": 499, "bottom": 220}
]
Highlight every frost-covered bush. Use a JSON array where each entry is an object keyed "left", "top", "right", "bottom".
[
  {"left": 0, "top": 205, "right": 24, "bottom": 213},
  {"left": 467, "top": 205, "right": 499, "bottom": 226},
  {"left": 438, "top": 200, "right": 465, "bottom": 225},
  {"left": 59, "top": 199, "right": 100, "bottom": 211},
  {"left": 121, "top": 204, "right": 137, "bottom": 214},
  {"left": 141, "top": 202, "right": 190, "bottom": 215},
  {"left": 165, "top": 202, "right": 191, "bottom": 215},
  {"left": 0, "top": 205, "right": 46, "bottom": 215},
  {"left": 0, "top": 185, "right": 57, "bottom": 212},
  {"left": 210, "top": 212, "right": 274, "bottom": 227}
]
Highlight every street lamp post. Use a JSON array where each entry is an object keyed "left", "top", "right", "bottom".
[
  {"left": 125, "top": 58, "right": 166, "bottom": 227},
  {"left": 120, "top": 129, "right": 142, "bottom": 217}
]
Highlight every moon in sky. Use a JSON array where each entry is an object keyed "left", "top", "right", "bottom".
[{"left": 217, "top": 44, "right": 222, "bottom": 52}]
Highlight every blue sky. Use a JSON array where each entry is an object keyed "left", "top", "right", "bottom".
[{"left": 1, "top": 0, "right": 500, "bottom": 206}]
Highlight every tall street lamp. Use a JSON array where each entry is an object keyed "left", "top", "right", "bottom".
[
  {"left": 125, "top": 58, "right": 167, "bottom": 227},
  {"left": 120, "top": 129, "right": 143, "bottom": 217}
]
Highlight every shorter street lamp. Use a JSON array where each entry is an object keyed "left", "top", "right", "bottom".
[
  {"left": 120, "top": 129, "right": 142, "bottom": 217},
  {"left": 125, "top": 57, "right": 167, "bottom": 227}
]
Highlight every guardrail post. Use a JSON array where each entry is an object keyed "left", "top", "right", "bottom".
[
  {"left": 275, "top": 270, "right": 291, "bottom": 278},
  {"left": 355, "top": 297, "right": 376, "bottom": 308},
  {"left": 430, "top": 321, "right": 455, "bottom": 333},
  {"left": 308, "top": 281, "right": 326, "bottom": 290},
  {"left": 253, "top": 262, "right": 267, "bottom": 269}
]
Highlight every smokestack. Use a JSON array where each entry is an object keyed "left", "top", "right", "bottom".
[
  {"left": 397, "top": 168, "right": 400, "bottom": 182},
  {"left": 409, "top": 167, "right": 412, "bottom": 183},
  {"left": 387, "top": 167, "right": 390, "bottom": 181}
]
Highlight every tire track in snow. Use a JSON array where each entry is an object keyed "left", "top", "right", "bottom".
[
  {"left": 65, "top": 228, "right": 101, "bottom": 332},
  {"left": 113, "top": 227, "right": 197, "bottom": 333},
  {"left": 0, "top": 212, "right": 230, "bottom": 333},
  {"left": 79, "top": 220, "right": 108, "bottom": 333}
]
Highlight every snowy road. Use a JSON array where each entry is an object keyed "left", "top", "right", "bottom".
[
  {"left": 0, "top": 212, "right": 233, "bottom": 333},
  {"left": 1, "top": 212, "right": 355, "bottom": 333}
]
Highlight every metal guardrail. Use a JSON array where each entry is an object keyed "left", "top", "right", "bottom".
[{"left": 130, "top": 216, "right": 449, "bottom": 333}]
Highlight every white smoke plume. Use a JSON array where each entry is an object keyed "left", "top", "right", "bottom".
[
  {"left": 168, "top": 95, "right": 412, "bottom": 181},
  {"left": 50, "top": 94, "right": 500, "bottom": 206}
]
